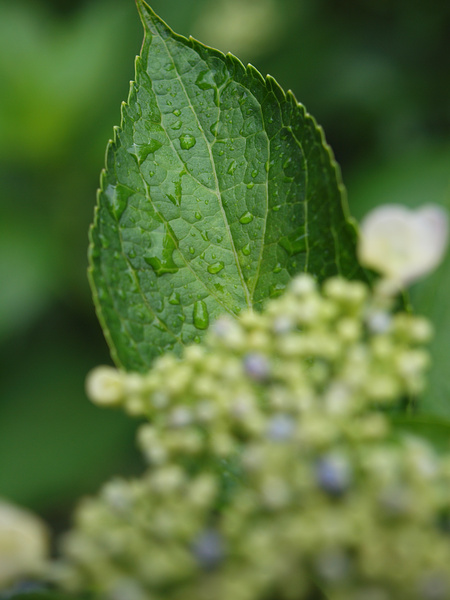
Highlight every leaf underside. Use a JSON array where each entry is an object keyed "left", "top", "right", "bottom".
[{"left": 89, "top": 0, "right": 365, "bottom": 372}]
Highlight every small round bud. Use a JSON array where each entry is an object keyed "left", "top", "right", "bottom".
[
  {"left": 0, "top": 499, "right": 49, "bottom": 588},
  {"left": 85, "top": 366, "right": 125, "bottom": 406},
  {"left": 243, "top": 353, "right": 270, "bottom": 381},
  {"left": 192, "top": 529, "right": 225, "bottom": 570},
  {"left": 290, "top": 274, "right": 317, "bottom": 296},
  {"left": 316, "top": 454, "right": 352, "bottom": 496},
  {"left": 266, "top": 414, "right": 295, "bottom": 441}
]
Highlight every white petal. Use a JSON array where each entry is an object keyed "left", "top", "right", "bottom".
[
  {"left": 0, "top": 500, "right": 48, "bottom": 587},
  {"left": 358, "top": 204, "right": 448, "bottom": 285}
]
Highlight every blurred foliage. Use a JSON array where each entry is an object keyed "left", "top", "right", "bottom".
[{"left": 0, "top": 0, "right": 448, "bottom": 526}]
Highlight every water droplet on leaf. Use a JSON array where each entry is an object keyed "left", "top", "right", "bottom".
[
  {"left": 169, "top": 292, "right": 181, "bottom": 305},
  {"left": 179, "top": 134, "right": 196, "bottom": 150},
  {"left": 99, "top": 234, "right": 110, "bottom": 249},
  {"left": 207, "top": 261, "right": 224, "bottom": 274},
  {"left": 269, "top": 283, "right": 286, "bottom": 298},
  {"left": 239, "top": 211, "right": 254, "bottom": 224},
  {"left": 144, "top": 226, "right": 179, "bottom": 276},
  {"left": 242, "top": 243, "right": 251, "bottom": 256},
  {"left": 107, "top": 183, "right": 133, "bottom": 220},
  {"left": 227, "top": 160, "right": 237, "bottom": 175},
  {"left": 128, "top": 139, "right": 162, "bottom": 164},
  {"left": 193, "top": 300, "right": 209, "bottom": 330},
  {"left": 279, "top": 227, "right": 307, "bottom": 256}
]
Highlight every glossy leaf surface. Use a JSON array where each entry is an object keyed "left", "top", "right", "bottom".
[{"left": 89, "top": 0, "right": 364, "bottom": 371}]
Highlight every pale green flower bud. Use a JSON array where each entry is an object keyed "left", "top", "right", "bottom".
[
  {"left": 0, "top": 499, "right": 49, "bottom": 589},
  {"left": 289, "top": 273, "right": 317, "bottom": 296},
  {"left": 85, "top": 366, "right": 125, "bottom": 406}
]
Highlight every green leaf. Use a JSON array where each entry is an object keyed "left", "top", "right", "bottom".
[
  {"left": 390, "top": 414, "right": 450, "bottom": 454},
  {"left": 89, "top": 0, "right": 365, "bottom": 371},
  {"left": 0, "top": 589, "right": 90, "bottom": 600}
]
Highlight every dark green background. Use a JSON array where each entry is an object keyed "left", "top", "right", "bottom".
[{"left": 0, "top": 0, "right": 449, "bottom": 527}]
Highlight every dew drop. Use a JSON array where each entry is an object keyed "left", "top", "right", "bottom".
[
  {"left": 128, "top": 139, "right": 162, "bottom": 164},
  {"left": 107, "top": 183, "right": 132, "bottom": 220},
  {"left": 200, "top": 230, "right": 209, "bottom": 241},
  {"left": 279, "top": 227, "right": 307, "bottom": 256},
  {"left": 218, "top": 149, "right": 224, "bottom": 156},
  {"left": 194, "top": 336, "right": 201, "bottom": 344},
  {"left": 269, "top": 283, "right": 286, "bottom": 298},
  {"left": 171, "top": 120, "right": 183, "bottom": 130},
  {"left": 273, "top": 263, "right": 282, "bottom": 273},
  {"left": 173, "top": 109, "right": 181, "bottom": 116},
  {"left": 169, "top": 291, "right": 181, "bottom": 305},
  {"left": 210, "top": 122, "right": 219, "bottom": 137},
  {"left": 99, "top": 234, "right": 110, "bottom": 249},
  {"left": 242, "top": 243, "right": 251, "bottom": 256},
  {"left": 189, "top": 246, "right": 195, "bottom": 254},
  {"left": 179, "top": 134, "right": 196, "bottom": 150},
  {"left": 195, "top": 211, "right": 202, "bottom": 220},
  {"left": 195, "top": 70, "right": 216, "bottom": 91},
  {"left": 144, "top": 226, "right": 179, "bottom": 276},
  {"left": 251, "top": 169, "right": 258, "bottom": 178},
  {"left": 239, "top": 211, "right": 254, "bottom": 224},
  {"left": 247, "top": 182, "right": 254, "bottom": 189},
  {"left": 207, "top": 261, "right": 224, "bottom": 274},
  {"left": 154, "top": 298, "right": 164, "bottom": 313},
  {"left": 227, "top": 160, "right": 237, "bottom": 175},
  {"left": 216, "top": 235, "right": 223, "bottom": 243},
  {"left": 193, "top": 300, "right": 209, "bottom": 330},
  {"left": 272, "top": 205, "right": 281, "bottom": 212}
]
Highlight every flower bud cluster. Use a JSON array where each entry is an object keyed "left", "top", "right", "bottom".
[{"left": 59, "top": 275, "right": 449, "bottom": 600}]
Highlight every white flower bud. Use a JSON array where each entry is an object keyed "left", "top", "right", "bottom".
[
  {"left": 85, "top": 366, "right": 125, "bottom": 406},
  {"left": 0, "top": 499, "right": 49, "bottom": 588},
  {"left": 289, "top": 274, "right": 316, "bottom": 296},
  {"left": 358, "top": 204, "right": 448, "bottom": 286}
]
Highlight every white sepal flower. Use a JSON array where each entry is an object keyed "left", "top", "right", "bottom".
[
  {"left": 0, "top": 499, "right": 48, "bottom": 588},
  {"left": 358, "top": 204, "right": 448, "bottom": 287}
]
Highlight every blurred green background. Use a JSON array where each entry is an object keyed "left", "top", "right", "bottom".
[{"left": 0, "top": 0, "right": 449, "bottom": 525}]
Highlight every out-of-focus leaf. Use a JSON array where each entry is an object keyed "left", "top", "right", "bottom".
[
  {"left": 89, "top": 0, "right": 365, "bottom": 372},
  {"left": 0, "top": 0, "right": 140, "bottom": 166},
  {"left": 0, "top": 326, "right": 139, "bottom": 512},
  {"left": 0, "top": 217, "right": 59, "bottom": 342},
  {"left": 391, "top": 414, "right": 450, "bottom": 454},
  {"left": 0, "top": 592, "right": 90, "bottom": 600}
]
